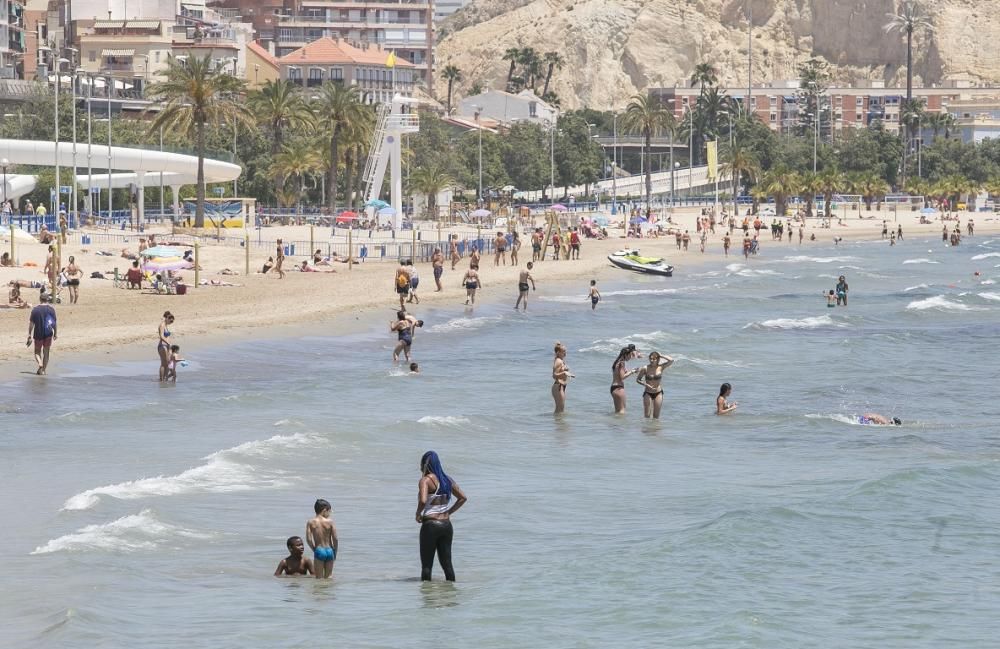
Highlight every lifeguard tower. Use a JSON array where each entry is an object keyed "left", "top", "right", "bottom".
[{"left": 362, "top": 95, "right": 420, "bottom": 229}]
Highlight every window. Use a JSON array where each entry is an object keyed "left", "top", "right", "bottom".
[
  {"left": 309, "top": 67, "right": 323, "bottom": 80},
  {"left": 330, "top": 67, "right": 343, "bottom": 81},
  {"left": 88, "top": 50, "right": 96, "bottom": 62},
  {"left": 154, "top": 51, "right": 160, "bottom": 63},
  {"left": 770, "top": 113, "right": 777, "bottom": 122},
  {"left": 287, "top": 67, "right": 302, "bottom": 80},
  {"left": 856, "top": 113, "right": 862, "bottom": 121},
  {"left": 408, "top": 29, "right": 426, "bottom": 42},
  {"left": 856, "top": 97, "right": 863, "bottom": 106},
  {"left": 348, "top": 9, "right": 361, "bottom": 21}
]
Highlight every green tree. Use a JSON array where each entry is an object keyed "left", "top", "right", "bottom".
[
  {"left": 409, "top": 162, "right": 453, "bottom": 218},
  {"left": 270, "top": 138, "right": 321, "bottom": 215},
  {"left": 247, "top": 79, "right": 314, "bottom": 155},
  {"left": 554, "top": 113, "right": 602, "bottom": 195},
  {"left": 762, "top": 166, "right": 799, "bottom": 215},
  {"left": 502, "top": 48, "right": 521, "bottom": 91},
  {"left": 501, "top": 121, "right": 548, "bottom": 193},
  {"left": 442, "top": 65, "right": 462, "bottom": 115},
  {"left": 795, "top": 58, "right": 831, "bottom": 135},
  {"left": 312, "top": 82, "right": 364, "bottom": 211},
  {"left": 456, "top": 130, "right": 508, "bottom": 192},
  {"left": 921, "top": 110, "right": 954, "bottom": 140},
  {"left": 621, "top": 93, "right": 674, "bottom": 211},
  {"left": 817, "top": 168, "right": 844, "bottom": 218},
  {"left": 147, "top": 54, "right": 252, "bottom": 227},
  {"left": 542, "top": 52, "right": 564, "bottom": 97},
  {"left": 884, "top": 0, "right": 933, "bottom": 181},
  {"left": 797, "top": 171, "right": 823, "bottom": 217},
  {"left": 689, "top": 63, "right": 718, "bottom": 94},
  {"left": 720, "top": 139, "right": 760, "bottom": 215}
]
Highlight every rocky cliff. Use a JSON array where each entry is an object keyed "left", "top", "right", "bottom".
[{"left": 435, "top": 0, "right": 1000, "bottom": 110}]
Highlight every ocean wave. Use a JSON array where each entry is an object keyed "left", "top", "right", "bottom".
[
  {"left": 906, "top": 295, "right": 984, "bottom": 312},
  {"left": 902, "top": 258, "right": 940, "bottom": 265},
  {"left": 744, "top": 315, "right": 843, "bottom": 330},
  {"left": 979, "top": 292, "right": 1000, "bottom": 302},
  {"left": 417, "top": 416, "right": 472, "bottom": 426},
  {"left": 774, "top": 255, "right": 859, "bottom": 264},
  {"left": 903, "top": 283, "right": 929, "bottom": 292},
  {"left": 971, "top": 252, "right": 1000, "bottom": 260},
  {"left": 32, "top": 509, "right": 211, "bottom": 555},
  {"left": 62, "top": 433, "right": 317, "bottom": 511},
  {"left": 578, "top": 330, "right": 679, "bottom": 354},
  {"left": 806, "top": 413, "right": 865, "bottom": 426},
  {"left": 981, "top": 280, "right": 996, "bottom": 285},
  {"left": 426, "top": 315, "right": 503, "bottom": 333},
  {"left": 673, "top": 354, "right": 748, "bottom": 368}
]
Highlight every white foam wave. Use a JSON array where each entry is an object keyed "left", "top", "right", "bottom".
[
  {"left": 971, "top": 252, "right": 1000, "bottom": 260},
  {"left": 62, "top": 433, "right": 316, "bottom": 511},
  {"left": 906, "top": 295, "right": 983, "bottom": 312},
  {"left": 578, "top": 330, "right": 678, "bottom": 354},
  {"left": 775, "top": 255, "right": 858, "bottom": 264},
  {"left": 32, "top": 509, "right": 211, "bottom": 555},
  {"left": 979, "top": 292, "right": 1000, "bottom": 302},
  {"left": 903, "top": 283, "right": 929, "bottom": 292},
  {"left": 426, "top": 315, "right": 503, "bottom": 333},
  {"left": 805, "top": 413, "right": 864, "bottom": 426},
  {"left": 417, "top": 416, "right": 471, "bottom": 426},
  {"left": 981, "top": 280, "right": 996, "bottom": 285},
  {"left": 745, "top": 315, "right": 841, "bottom": 330},
  {"left": 537, "top": 295, "right": 592, "bottom": 304},
  {"left": 674, "top": 354, "right": 748, "bottom": 368},
  {"left": 903, "top": 258, "right": 940, "bottom": 265}
]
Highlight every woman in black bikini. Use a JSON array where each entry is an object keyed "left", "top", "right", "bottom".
[
  {"left": 552, "top": 342, "right": 573, "bottom": 414},
  {"left": 610, "top": 344, "right": 639, "bottom": 414},
  {"left": 157, "top": 311, "right": 175, "bottom": 382},
  {"left": 636, "top": 351, "right": 673, "bottom": 419}
]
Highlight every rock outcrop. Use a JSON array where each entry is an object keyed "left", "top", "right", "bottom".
[{"left": 435, "top": 0, "right": 1000, "bottom": 110}]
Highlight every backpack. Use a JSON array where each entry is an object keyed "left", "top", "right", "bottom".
[
  {"left": 41, "top": 308, "right": 55, "bottom": 338},
  {"left": 396, "top": 271, "right": 408, "bottom": 289}
]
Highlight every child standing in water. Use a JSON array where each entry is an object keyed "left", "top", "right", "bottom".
[
  {"left": 825, "top": 290, "right": 837, "bottom": 308},
  {"left": 306, "top": 498, "right": 338, "bottom": 579},
  {"left": 164, "top": 344, "right": 184, "bottom": 382},
  {"left": 588, "top": 280, "right": 601, "bottom": 310}
]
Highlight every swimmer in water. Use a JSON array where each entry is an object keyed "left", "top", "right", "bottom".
[
  {"left": 636, "top": 351, "right": 673, "bottom": 419},
  {"left": 409, "top": 362, "right": 420, "bottom": 374},
  {"left": 716, "top": 382, "right": 737, "bottom": 415},
  {"left": 164, "top": 344, "right": 184, "bottom": 382},
  {"left": 274, "top": 536, "right": 314, "bottom": 576},
  {"left": 552, "top": 342, "right": 574, "bottom": 414},
  {"left": 588, "top": 280, "right": 601, "bottom": 310},
  {"left": 858, "top": 413, "right": 902, "bottom": 426},
  {"left": 610, "top": 344, "right": 639, "bottom": 414},
  {"left": 515, "top": 262, "right": 535, "bottom": 311},
  {"left": 826, "top": 289, "right": 837, "bottom": 308}
]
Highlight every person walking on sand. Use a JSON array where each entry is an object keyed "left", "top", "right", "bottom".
[
  {"left": 306, "top": 498, "right": 338, "bottom": 579},
  {"left": 552, "top": 342, "right": 573, "bottom": 414},
  {"left": 636, "top": 351, "right": 673, "bottom": 419},
  {"left": 449, "top": 235, "right": 461, "bottom": 270},
  {"left": 406, "top": 259, "right": 420, "bottom": 304},
  {"left": 469, "top": 245, "right": 481, "bottom": 269},
  {"left": 494, "top": 231, "right": 507, "bottom": 266},
  {"left": 610, "top": 344, "right": 639, "bottom": 414},
  {"left": 569, "top": 228, "right": 581, "bottom": 259},
  {"left": 510, "top": 231, "right": 521, "bottom": 265},
  {"left": 531, "top": 229, "right": 542, "bottom": 262},
  {"left": 416, "top": 451, "right": 467, "bottom": 582},
  {"left": 588, "top": 280, "right": 601, "bottom": 310},
  {"left": 897, "top": 224, "right": 903, "bottom": 241},
  {"left": 157, "top": 311, "right": 175, "bottom": 381},
  {"left": 275, "top": 239, "right": 286, "bottom": 279},
  {"left": 27, "top": 292, "right": 57, "bottom": 375},
  {"left": 716, "top": 382, "right": 737, "bottom": 415},
  {"left": 462, "top": 265, "right": 482, "bottom": 305},
  {"left": 394, "top": 260, "right": 411, "bottom": 309},
  {"left": 431, "top": 247, "right": 444, "bottom": 292},
  {"left": 515, "top": 262, "right": 535, "bottom": 311},
  {"left": 63, "top": 255, "right": 82, "bottom": 304},
  {"left": 44, "top": 244, "right": 58, "bottom": 293}
]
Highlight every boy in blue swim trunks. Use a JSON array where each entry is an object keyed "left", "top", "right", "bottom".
[
  {"left": 589, "top": 280, "right": 601, "bottom": 310},
  {"left": 306, "top": 498, "right": 338, "bottom": 579}
]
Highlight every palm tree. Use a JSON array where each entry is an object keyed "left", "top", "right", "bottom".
[
  {"left": 621, "top": 93, "right": 673, "bottom": 212},
  {"left": 817, "top": 168, "right": 844, "bottom": 218},
  {"left": 690, "top": 63, "right": 718, "bottom": 94},
  {"left": 517, "top": 48, "right": 542, "bottom": 93},
  {"left": 762, "top": 167, "right": 799, "bottom": 216},
  {"left": 270, "top": 138, "right": 321, "bottom": 216},
  {"left": 885, "top": 1, "right": 933, "bottom": 181},
  {"left": 541, "top": 52, "right": 564, "bottom": 97},
  {"left": 409, "top": 162, "right": 452, "bottom": 218},
  {"left": 341, "top": 105, "right": 375, "bottom": 210},
  {"left": 720, "top": 140, "right": 759, "bottom": 216},
  {"left": 442, "top": 65, "right": 462, "bottom": 115},
  {"left": 312, "top": 81, "right": 364, "bottom": 211},
  {"left": 921, "top": 110, "right": 954, "bottom": 140},
  {"left": 502, "top": 47, "right": 521, "bottom": 91},
  {"left": 797, "top": 171, "right": 823, "bottom": 218},
  {"left": 247, "top": 79, "right": 313, "bottom": 155},
  {"left": 147, "top": 54, "right": 252, "bottom": 227}
]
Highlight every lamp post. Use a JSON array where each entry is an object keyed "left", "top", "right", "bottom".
[
  {"left": 107, "top": 75, "right": 113, "bottom": 218},
  {"left": 612, "top": 111, "right": 618, "bottom": 214},
  {"left": 549, "top": 116, "right": 557, "bottom": 203},
  {"left": 228, "top": 57, "right": 238, "bottom": 198},
  {"left": 1, "top": 158, "right": 8, "bottom": 210},
  {"left": 86, "top": 74, "right": 93, "bottom": 216},
  {"left": 686, "top": 106, "right": 694, "bottom": 200},
  {"left": 472, "top": 105, "right": 482, "bottom": 203}
]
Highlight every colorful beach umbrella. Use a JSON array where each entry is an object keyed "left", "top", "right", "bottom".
[
  {"left": 141, "top": 245, "right": 187, "bottom": 258},
  {"left": 471, "top": 208, "right": 491, "bottom": 218},
  {"left": 551, "top": 204, "right": 568, "bottom": 212},
  {"left": 377, "top": 206, "right": 397, "bottom": 216},
  {"left": 365, "top": 199, "right": 390, "bottom": 209}
]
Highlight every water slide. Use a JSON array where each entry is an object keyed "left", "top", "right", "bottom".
[{"left": 0, "top": 139, "right": 241, "bottom": 219}]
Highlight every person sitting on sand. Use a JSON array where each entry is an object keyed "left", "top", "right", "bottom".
[
  {"left": 299, "top": 260, "right": 318, "bottom": 273},
  {"left": 859, "top": 413, "right": 901, "bottom": 426},
  {"left": 274, "top": 536, "right": 313, "bottom": 577},
  {"left": 125, "top": 260, "right": 143, "bottom": 289},
  {"left": 7, "top": 282, "right": 30, "bottom": 309},
  {"left": 38, "top": 225, "right": 55, "bottom": 244},
  {"left": 262, "top": 257, "right": 274, "bottom": 274},
  {"left": 1, "top": 252, "right": 13, "bottom": 267}
]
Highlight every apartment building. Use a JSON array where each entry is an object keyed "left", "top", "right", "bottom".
[
  {"left": 0, "top": 0, "right": 26, "bottom": 78},
  {"left": 272, "top": 1, "right": 434, "bottom": 93},
  {"left": 946, "top": 98, "right": 1000, "bottom": 144},
  {"left": 650, "top": 79, "right": 1000, "bottom": 137}
]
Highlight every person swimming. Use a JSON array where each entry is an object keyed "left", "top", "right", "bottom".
[{"left": 858, "top": 413, "right": 902, "bottom": 426}]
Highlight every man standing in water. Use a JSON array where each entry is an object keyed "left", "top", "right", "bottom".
[
  {"left": 27, "top": 291, "right": 57, "bottom": 375},
  {"left": 431, "top": 247, "right": 444, "bottom": 292},
  {"left": 515, "top": 262, "right": 535, "bottom": 311}
]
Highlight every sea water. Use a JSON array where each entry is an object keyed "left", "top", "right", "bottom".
[{"left": 3, "top": 234, "right": 1000, "bottom": 648}]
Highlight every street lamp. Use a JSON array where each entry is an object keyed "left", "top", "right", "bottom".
[
  {"left": 612, "top": 111, "right": 618, "bottom": 214},
  {"left": 471, "top": 104, "right": 482, "bottom": 203},
  {"left": 806, "top": 111, "right": 819, "bottom": 173},
  {"left": 1, "top": 158, "right": 8, "bottom": 209}
]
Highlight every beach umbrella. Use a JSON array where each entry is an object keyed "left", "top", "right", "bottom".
[
  {"left": 471, "top": 208, "right": 491, "bottom": 218},
  {"left": 630, "top": 216, "right": 648, "bottom": 224},
  {"left": 365, "top": 199, "right": 390, "bottom": 209},
  {"left": 551, "top": 204, "right": 568, "bottom": 212},
  {"left": 143, "top": 259, "right": 193, "bottom": 272},
  {"left": 377, "top": 206, "right": 397, "bottom": 216},
  {"left": 141, "top": 245, "right": 187, "bottom": 258},
  {"left": 0, "top": 228, "right": 37, "bottom": 243},
  {"left": 920, "top": 207, "right": 938, "bottom": 214}
]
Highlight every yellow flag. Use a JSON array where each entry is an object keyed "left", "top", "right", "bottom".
[
  {"left": 386, "top": 51, "right": 396, "bottom": 68},
  {"left": 706, "top": 140, "right": 718, "bottom": 180}
]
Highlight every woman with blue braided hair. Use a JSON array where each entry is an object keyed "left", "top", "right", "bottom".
[{"left": 416, "top": 451, "right": 468, "bottom": 581}]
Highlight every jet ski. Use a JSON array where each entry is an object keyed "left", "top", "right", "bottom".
[{"left": 607, "top": 249, "right": 674, "bottom": 277}]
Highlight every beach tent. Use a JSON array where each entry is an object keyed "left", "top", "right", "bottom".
[{"left": 593, "top": 216, "right": 610, "bottom": 227}]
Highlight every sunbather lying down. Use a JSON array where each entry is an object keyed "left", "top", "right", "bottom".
[
  {"left": 9, "top": 279, "right": 44, "bottom": 289},
  {"left": 198, "top": 279, "right": 242, "bottom": 287}
]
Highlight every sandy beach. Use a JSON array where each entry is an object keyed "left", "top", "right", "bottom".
[{"left": 1, "top": 206, "right": 997, "bottom": 370}]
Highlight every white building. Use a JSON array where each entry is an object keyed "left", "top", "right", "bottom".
[
  {"left": 433, "top": 0, "right": 470, "bottom": 21},
  {"left": 457, "top": 89, "right": 556, "bottom": 127}
]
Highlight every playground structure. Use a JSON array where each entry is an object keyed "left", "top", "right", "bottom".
[
  {"left": 0, "top": 139, "right": 242, "bottom": 224},
  {"left": 362, "top": 96, "right": 420, "bottom": 230}
]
